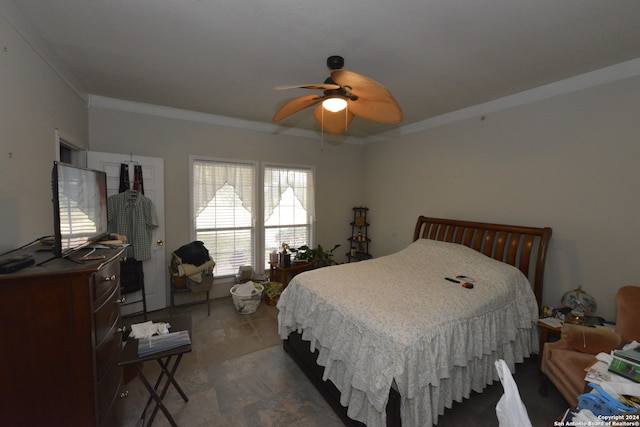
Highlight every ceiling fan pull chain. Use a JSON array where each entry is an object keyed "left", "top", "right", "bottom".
[
  {"left": 321, "top": 107, "right": 325, "bottom": 151},
  {"left": 345, "top": 105, "right": 348, "bottom": 132}
]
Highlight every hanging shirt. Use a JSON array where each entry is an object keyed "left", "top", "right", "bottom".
[{"left": 107, "top": 190, "right": 158, "bottom": 261}]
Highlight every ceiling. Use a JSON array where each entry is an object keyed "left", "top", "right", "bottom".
[{"left": 8, "top": 0, "right": 640, "bottom": 139}]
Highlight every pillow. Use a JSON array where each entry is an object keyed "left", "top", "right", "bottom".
[{"left": 561, "top": 323, "right": 622, "bottom": 355}]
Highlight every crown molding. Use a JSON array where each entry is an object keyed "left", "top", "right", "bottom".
[
  {"left": 90, "top": 57, "right": 640, "bottom": 146},
  {"left": 88, "top": 95, "right": 364, "bottom": 145},
  {"left": 364, "top": 57, "right": 640, "bottom": 144}
]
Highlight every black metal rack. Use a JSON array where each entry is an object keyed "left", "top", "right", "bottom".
[{"left": 347, "top": 206, "right": 372, "bottom": 262}]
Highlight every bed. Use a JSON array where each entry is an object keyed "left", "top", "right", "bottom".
[{"left": 277, "top": 216, "right": 552, "bottom": 427}]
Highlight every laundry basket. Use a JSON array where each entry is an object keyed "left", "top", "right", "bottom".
[{"left": 230, "top": 282, "right": 264, "bottom": 314}]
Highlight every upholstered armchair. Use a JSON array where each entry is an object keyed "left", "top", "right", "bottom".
[{"left": 540, "top": 286, "right": 640, "bottom": 407}]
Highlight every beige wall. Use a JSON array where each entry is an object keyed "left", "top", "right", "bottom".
[
  {"left": 87, "top": 107, "right": 364, "bottom": 270},
  {"left": 0, "top": 9, "right": 88, "bottom": 253},
  {"left": 363, "top": 76, "right": 640, "bottom": 320}
]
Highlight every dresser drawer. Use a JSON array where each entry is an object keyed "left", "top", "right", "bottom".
[
  {"left": 97, "top": 362, "right": 122, "bottom": 423},
  {"left": 99, "top": 386, "right": 124, "bottom": 427},
  {"left": 95, "top": 317, "right": 122, "bottom": 382},
  {"left": 93, "top": 260, "right": 120, "bottom": 305},
  {"left": 95, "top": 284, "right": 121, "bottom": 348}
]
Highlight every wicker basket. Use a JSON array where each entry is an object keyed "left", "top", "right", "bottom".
[
  {"left": 230, "top": 283, "right": 264, "bottom": 314},
  {"left": 263, "top": 281, "right": 283, "bottom": 306}
]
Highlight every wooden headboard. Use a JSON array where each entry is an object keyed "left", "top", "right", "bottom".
[{"left": 413, "top": 216, "right": 552, "bottom": 310}]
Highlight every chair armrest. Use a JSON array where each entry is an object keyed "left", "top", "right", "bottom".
[{"left": 560, "top": 323, "right": 622, "bottom": 355}]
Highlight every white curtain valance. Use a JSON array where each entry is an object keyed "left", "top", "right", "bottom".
[
  {"left": 193, "top": 160, "right": 254, "bottom": 218},
  {"left": 264, "top": 166, "right": 315, "bottom": 221}
]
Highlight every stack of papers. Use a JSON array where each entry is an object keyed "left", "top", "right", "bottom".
[
  {"left": 138, "top": 330, "right": 191, "bottom": 356},
  {"left": 609, "top": 347, "right": 640, "bottom": 383},
  {"left": 585, "top": 352, "right": 640, "bottom": 401},
  {"left": 130, "top": 321, "right": 170, "bottom": 338}
]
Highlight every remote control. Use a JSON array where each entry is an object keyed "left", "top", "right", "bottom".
[{"left": 0, "top": 253, "right": 35, "bottom": 274}]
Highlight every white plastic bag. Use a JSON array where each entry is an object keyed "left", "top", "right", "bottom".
[{"left": 495, "top": 359, "right": 532, "bottom": 427}]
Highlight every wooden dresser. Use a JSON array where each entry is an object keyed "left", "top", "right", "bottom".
[{"left": 0, "top": 247, "right": 126, "bottom": 427}]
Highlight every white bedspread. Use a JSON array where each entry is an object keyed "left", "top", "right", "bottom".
[{"left": 277, "top": 239, "right": 539, "bottom": 427}]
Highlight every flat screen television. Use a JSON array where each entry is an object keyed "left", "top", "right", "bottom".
[{"left": 52, "top": 161, "right": 109, "bottom": 258}]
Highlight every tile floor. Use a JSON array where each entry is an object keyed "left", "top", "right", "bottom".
[{"left": 120, "top": 297, "right": 568, "bottom": 426}]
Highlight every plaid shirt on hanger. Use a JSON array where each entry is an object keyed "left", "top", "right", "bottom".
[{"left": 107, "top": 190, "right": 158, "bottom": 261}]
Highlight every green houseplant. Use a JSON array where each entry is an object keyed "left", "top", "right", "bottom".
[{"left": 292, "top": 244, "right": 341, "bottom": 268}]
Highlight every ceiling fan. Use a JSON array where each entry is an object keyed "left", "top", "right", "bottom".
[{"left": 272, "top": 56, "right": 403, "bottom": 135}]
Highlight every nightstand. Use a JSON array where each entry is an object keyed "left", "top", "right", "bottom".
[
  {"left": 269, "top": 261, "right": 312, "bottom": 288},
  {"left": 537, "top": 318, "right": 562, "bottom": 370}
]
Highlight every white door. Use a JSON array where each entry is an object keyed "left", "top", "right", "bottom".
[{"left": 87, "top": 151, "right": 166, "bottom": 313}]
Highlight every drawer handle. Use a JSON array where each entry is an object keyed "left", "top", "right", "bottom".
[
  {"left": 116, "top": 296, "right": 126, "bottom": 304},
  {"left": 120, "top": 390, "right": 129, "bottom": 399},
  {"left": 118, "top": 325, "right": 127, "bottom": 333},
  {"left": 104, "top": 274, "right": 117, "bottom": 282}
]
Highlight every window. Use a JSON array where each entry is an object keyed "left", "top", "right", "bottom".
[
  {"left": 191, "top": 159, "right": 255, "bottom": 276},
  {"left": 190, "top": 158, "right": 314, "bottom": 277},
  {"left": 55, "top": 129, "right": 84, "bottom": 167},
  {"left": 264, "top": 166, "right": 314, "bottom": 268}
]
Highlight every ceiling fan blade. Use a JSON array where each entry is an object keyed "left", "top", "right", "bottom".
[
  {"left": 346, "top": 97, "right": 403, "bottom": 124},
  {"left": 313, "top": 105, "right": 355, "bottom": 135},
  {"left": 274, "top": 83, "right": 340, "bottom": 91},
  {"left": 331, "top": 70, "right": 394, "bottom": 100},
  {"left": 272, "top": 95, "right": 322, "bottom": 122}
]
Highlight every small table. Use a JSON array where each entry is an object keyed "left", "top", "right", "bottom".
[
  {"left": 118, "top": 316, "right": 192, "bottom": 427},
  {"left": 269, "top": 261, "right": 312, "bottom": 288}
]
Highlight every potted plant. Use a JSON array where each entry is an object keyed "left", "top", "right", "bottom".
[
  {"left": 292, "top": 244, "right": 341, "bottom": 268},
  {"left": 263, "top": 281, "right": 284, "bottom": 306}
]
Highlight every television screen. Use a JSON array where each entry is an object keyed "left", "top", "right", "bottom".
[{"left": 52, "top": 162, "right": 108, "bottom": 258}]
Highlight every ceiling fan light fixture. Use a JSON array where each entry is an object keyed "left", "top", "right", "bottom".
[{"left": 322, "top": 97, "right": 347, "bottom": 113}]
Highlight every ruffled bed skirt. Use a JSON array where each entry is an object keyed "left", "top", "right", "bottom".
[{"left": 303, "top": 325, "right": 537, "bottom": 427}]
